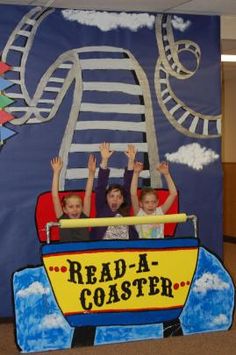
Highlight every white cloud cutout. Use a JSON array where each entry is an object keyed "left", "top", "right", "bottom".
[
  {"left": 193, "top": 272, "right": 230, "bottom": 294},
  {"left": 16, "top": 281, "right": 50, "bottom": 298},
  {"left": 171, "top": 15, "right": 191, "bottom": 32},
  {"left": 165, "top": 143, "right": 219, "bottom": 171},
  {"left": 39, "top": 314, "right": 66, "bottom": 330},
  {"left": 211, "top": 314, "right": 228, "bottom": 326},
  {"left": 61, "top": 10, "right": 155, "bottom": 31}
]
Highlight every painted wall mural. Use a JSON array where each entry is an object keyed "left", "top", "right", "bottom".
[{"left": 0, "top": 4, "right": 234, "bottom": 352}]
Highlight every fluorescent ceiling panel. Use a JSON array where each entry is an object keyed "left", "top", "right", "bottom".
[{"left": 221, "top": 54, "right": 236, "bottom": 62}]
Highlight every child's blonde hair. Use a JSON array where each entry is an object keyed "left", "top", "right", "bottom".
[
  {"left": 61, "top": 193, "right": 83, "bottom": 207},
  {"left": 140, "top": 187, "right": 158, "bottom": 202}
]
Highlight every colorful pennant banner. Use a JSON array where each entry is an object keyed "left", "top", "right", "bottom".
[
  {"left": 0, "top": 110, "right": 14, "bottom": 124},
  {"left": 0, "top": 61, "right": 11, "bottom": 74},
  {"left": 0, "top": 95, "right": 14, "bottom": 108},
  {"left": 0, "top": 77, "right": 14, "bottom": 90},
  {"left": 0, "top": 125, "right": 16, "bottom": 142}
]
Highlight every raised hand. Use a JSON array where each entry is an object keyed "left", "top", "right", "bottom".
[
  {"left": 134, "top": 161, "right": 143, "bottom": 174},
  {"left": 125, "top": 144, "right": 137, "bottom": 160},
  {"left": 157, "top": 161, "right": 170, "bottom": 175},
  {"left": 100, "top": 142, "right": 113, "bottom": 160},
  {"left": 99, "top": 142, "right": 113, "bottom": 168},
  {"left": 50, "top": 156, "right": 63, "bottom": 173},
  {"left": 125, "top": 144, "right": 137, "bottom": 170}
]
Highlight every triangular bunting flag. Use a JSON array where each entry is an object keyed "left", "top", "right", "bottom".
[
  {"left": 0, "top": 95, "right": 14, "bottom": 108},
  {"left": 0, "top": 125, "right": 16, "bottom": 142},
  {"left": 0, "top": 61, "right": 11, "bottom": 75},
  {"left": 0, "top": 110, "right": 14, "bottom": 124},
  {"left": 0, "top": 77, "right": 14, "bottom": 91}
]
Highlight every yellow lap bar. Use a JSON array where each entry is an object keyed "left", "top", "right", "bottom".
[{"left": 59, "top": 213, "right": 187, "bottom": 229}]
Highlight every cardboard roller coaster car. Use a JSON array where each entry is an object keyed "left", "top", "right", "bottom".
[
  {"left": 42, "top": 213, "right": 199, "bottom": 327},
  {"left": 13, "top": 207, "right": 235, "bottom": 353}
]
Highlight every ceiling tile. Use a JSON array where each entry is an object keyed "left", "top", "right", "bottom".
[{"left": 172, "top": 0, "right": 236, "bottom": 15}]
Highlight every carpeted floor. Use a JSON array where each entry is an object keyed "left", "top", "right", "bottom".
[{"left": 1, "top": 242, "right": 235, "bottom": 355}]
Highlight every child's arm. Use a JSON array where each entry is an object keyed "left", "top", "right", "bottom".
[
  {"left": 130, "top": 161, "right": 143, "bottom": 215},
  {"left": 158, "top": 162, "right": 177, "bottom": 214},
  {"left": 50, "top": 157, "right": 63, "bottom": 219},
  {"left": 125, "top": 144, "right": 137, "bottom": 170},
  {"left": 123, "top": 144, "right": 137, "bottom": 205},
  {"left": 95, "top": 142, "right": 113, "bottom": 211},
  {"left": 83, "top": 154, "right": 96, "bottom": 217}
]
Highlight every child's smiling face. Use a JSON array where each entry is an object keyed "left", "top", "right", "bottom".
[
  {"left": 63, "top": 196, "right": 83, "bottom": 219},
  {"left": 140, "top": 192, "right": 158, "bottom": 215}
]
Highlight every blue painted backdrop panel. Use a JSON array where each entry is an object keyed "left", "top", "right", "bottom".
[{"left": 0, "top": 6, "right": 221, "bottom": 317}]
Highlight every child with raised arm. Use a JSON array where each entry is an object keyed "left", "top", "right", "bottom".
[
  {"left": 50, "top": 154, "right": 96, "bottom": 242},
  {"left": 131, "top": 161, "right": 177, "bottom": 239},
  {"left": 92, "top": 142, "right": 138, "bottom": 240}
]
